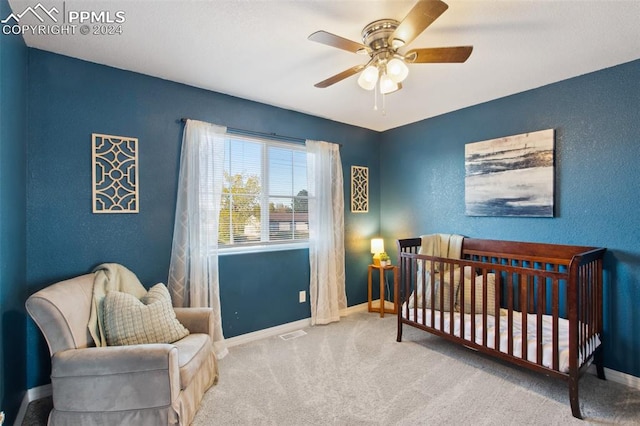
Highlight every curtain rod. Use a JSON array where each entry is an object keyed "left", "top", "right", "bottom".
[
  {"left": 180, "top": 118, "right": 306, "bottom": 145},
  {"left": 179, "top": 118, "right": 341, "bottom": 147}
]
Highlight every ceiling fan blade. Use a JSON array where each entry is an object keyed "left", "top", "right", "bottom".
[
  {"left": 390, "top": 0, "right": 449, "bottom": 47},
  {"left": 308, "top": 30, "right": 367, "bottom": 54},
  {"left": 314, "top": 65, "right": 366, "bottom": 88},
  {"left": 405, "top": 46, "right": 473, "bottom": 63}
]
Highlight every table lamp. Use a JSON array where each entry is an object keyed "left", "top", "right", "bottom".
[{"left": 371, "top": 238, "right": 384, "bottom": 266}]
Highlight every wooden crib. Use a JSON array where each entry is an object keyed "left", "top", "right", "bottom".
[{"left": 396, "top": 236, "right": 606, "bottom": 419}]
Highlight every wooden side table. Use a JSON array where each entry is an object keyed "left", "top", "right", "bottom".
[{"left": 367, "top": 264, "right": 398, "bottom": 318}]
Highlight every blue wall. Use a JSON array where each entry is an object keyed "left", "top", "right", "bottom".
[
  {"left": 25, "top": 50, "right": 381, "bottom": 388},
  {"left": 18, "top": 39, "right": 640, "bottom": 403},
  {"left": 0, "top": 0, "right": 28, "bottom": 421},
  {"left": 380, "top": 59, "right": 640, "bottom": 378}
]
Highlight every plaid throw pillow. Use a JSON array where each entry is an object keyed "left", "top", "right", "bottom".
[{"left": 103, "top": 283, "right": 189, "bottom": 346}]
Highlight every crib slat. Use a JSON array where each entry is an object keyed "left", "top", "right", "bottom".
[
  {"left": 583, "top": 264, "right": 588, "bottom": 359},
  {"left": 520, "top": 272, "right": 528, "bottom": 361},
  {"left": 597, "top": 259, "right": 603, "bottom": 336},
  {"left": 596, "top": 260, "right": 600, "bottom": 331},
  {"left": 459, "top": 262, "right": 466, "bottom": 340},
  {"left": 417, "top": 258, "right": 422, "bottom": 326},
  {"left": 429, "top": 259, "right": 434, "bottom": 328},
  {"left": 536, "top": 274, "right": 544, "bottom": 366},
  {"left": 552, "top": 274, "right": 560, "bottom": 372},
  {"left": 579, "top": 264, "right": 584, "bottom": 360},
  {"left": 438, "top": 261, "right": 444, "bottom": 331},
  {"left": 449, "top": 264, "right": 456, "bottom": 337},
  {"left": 528, "top": 262, "right": 535, "bottom": 313},
  {"left": 482, "top": 269, "right": 488, "bottom": 346},
  {"left": 470, "top": 265, "right": 476, "bottom": 343},
  {"left": 507, "top": 270, "right": 514, "bottom": 356},
  {"left": 494, "top": 271, "right": 501, "bottom": 351}
]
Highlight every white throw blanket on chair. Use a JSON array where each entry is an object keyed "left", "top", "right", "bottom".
[{"left": 88, "top": 263, "right": 147, "bottom": 347}]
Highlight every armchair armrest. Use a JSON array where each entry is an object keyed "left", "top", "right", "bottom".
[
  {"left": 51, "top": 345, "right": 180, "bottom": 412},
  {"left": 174, "top": 307, "right": 213, "bottom": 338}
]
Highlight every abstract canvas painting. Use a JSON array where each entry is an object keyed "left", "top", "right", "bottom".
[{"left": 465, "top": 129, "right": 554, "bottom": 217}]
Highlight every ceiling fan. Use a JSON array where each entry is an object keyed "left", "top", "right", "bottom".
[{"left": 308, "top": 0, "right": 473, "bottom": 95}]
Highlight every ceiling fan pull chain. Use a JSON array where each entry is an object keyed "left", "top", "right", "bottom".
[
  {"left": 382, "top": 92, "right": 387, "bottom": 116},
  {"left": 373, "top": 82, "right": 379, "bottom": 111}
]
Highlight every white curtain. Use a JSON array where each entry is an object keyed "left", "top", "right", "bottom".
[
  {"left": 169, "top": 119, "right": 228, "bottom": 358},
  {"left": 306, "top": 140, "right": 347, "bottom": 325}
]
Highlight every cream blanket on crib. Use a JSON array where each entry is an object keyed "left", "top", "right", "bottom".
[
  {"left": 88, "top": 263, "right": 148, "bottom": 347},
  {"left": 409, "top": 234, "right": 465, "bottom": 311},
  {"left": 419, "top": 233, "right": 464, "bottom": 261}
]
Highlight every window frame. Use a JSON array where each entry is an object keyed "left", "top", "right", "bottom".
[{"left": 218, "top": 133, "right": 309, "bottom": 254}]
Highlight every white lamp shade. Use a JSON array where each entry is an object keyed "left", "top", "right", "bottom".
[
  {"left": 379, "top": 73, "right": 399, "bottom": 94},
  {"left": 387, "top": 58, "right": 409, "bottom": 83},
  {"left": 370, "top": 238, "right": 384, "bottom": 254},
  {"left": 357, "top": 65, "right": 379, "bottom": 91}
]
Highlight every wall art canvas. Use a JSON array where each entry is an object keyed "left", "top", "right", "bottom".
[
  {"left": 465, "top": 129, "right": 554, "bottom": 217},
  {"left": 351, "top": 165, "right": 368, "bottom": 213},
  {"left": 92, "top": 133, "right": 139, "bottom": 213}
]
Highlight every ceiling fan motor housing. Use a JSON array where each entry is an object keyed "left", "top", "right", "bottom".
[{"left": 361, "top": 19, "right": 400, "bottom": 53}]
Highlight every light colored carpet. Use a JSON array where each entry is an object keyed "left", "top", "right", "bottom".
[{"left": 193, "top": 312, "right": 640, "bottom": 425}]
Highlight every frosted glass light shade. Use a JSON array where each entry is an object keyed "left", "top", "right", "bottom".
[
  {"left": 357, "top": 65, "right": 379, "bottom": 91},
  {"left": 387, "top": 58, "right": 409, "bottom": 83},
  {"left": 379, "top": 73, "right": 398, "bottom": 94}
]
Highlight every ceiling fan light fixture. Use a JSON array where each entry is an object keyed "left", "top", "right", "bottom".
[
  {"left": 387, "top": 58, "right": 409, "bottom": 83},
  {"left": 357, "top": 65, "right": 379, "bottom": 90},
  {"left": 379, "top": 73, "right": 398, "bottom": 95}
]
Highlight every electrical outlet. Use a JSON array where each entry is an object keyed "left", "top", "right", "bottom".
[{"left": 299, "top": 290, "right": 306, "bottom": 303}]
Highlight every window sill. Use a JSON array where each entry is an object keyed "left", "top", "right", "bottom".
[{"left": 219, "top": 241, "right": 309, "bottom": 256}]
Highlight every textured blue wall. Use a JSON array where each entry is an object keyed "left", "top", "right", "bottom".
[
  {"left": 380, "top": 59, "right": 640, "bottom": 378},
  {"left": 0, "top": 0, "right": 28, "bottom": 420},
  {"left": 25, "top": 50, "right": 380, "bottom": 388}
]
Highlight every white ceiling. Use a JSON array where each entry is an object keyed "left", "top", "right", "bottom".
[{"left": 8, "top": 0, "right": 640, "bottom": 132}]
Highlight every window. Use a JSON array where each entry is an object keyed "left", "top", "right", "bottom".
[{"left": 218, "top": 134, "right": 308, "bottom": 249}]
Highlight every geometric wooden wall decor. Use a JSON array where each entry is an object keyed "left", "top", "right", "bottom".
[
  {"left": 92, "top": 133, "right": 139, "bottom": 213},
  {"left": 350, "top": 165, "right": 368, "bottom": 213}
]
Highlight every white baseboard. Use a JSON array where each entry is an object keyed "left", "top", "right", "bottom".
[
  {"left": 588, "top": 365, "right": 640, "bottom": 389},
  {"left": 224, "top": 318, "right": 311, "bottom": 348},
  {"left": 224, "top": 302, "right": 369, "bottom": 349}
]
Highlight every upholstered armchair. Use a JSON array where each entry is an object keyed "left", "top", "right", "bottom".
[{"left": 26, "top": 273, "right": 218, "bottom": 425}]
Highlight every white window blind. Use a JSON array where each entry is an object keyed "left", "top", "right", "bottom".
[{"left": 218, "top": 134, "right": 308, "bottom": 248}]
